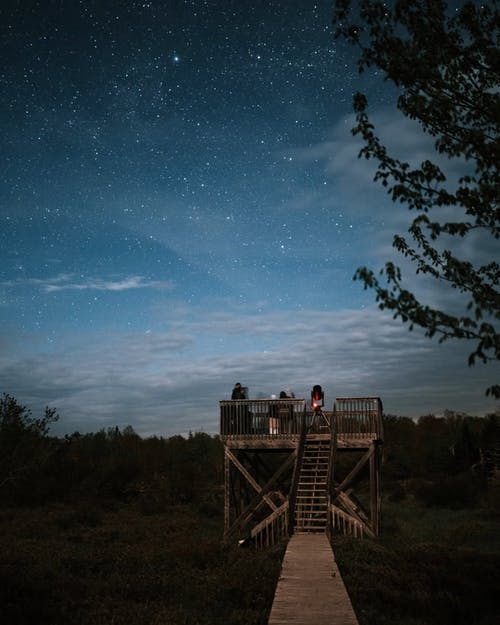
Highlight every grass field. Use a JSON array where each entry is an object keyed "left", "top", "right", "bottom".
[
  {"left": 1, "top": 495, "right": 499, "bottom": 624},
  {"left": 0, "top": 501, "right": 283, "bottom": 625},
  {"left": 332, "top": 497, "right": 500, "bottom": 625}
]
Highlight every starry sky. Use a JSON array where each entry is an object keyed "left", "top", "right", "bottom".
[{"left": 1, "top": 0, "right": 498, "bottom": 436}]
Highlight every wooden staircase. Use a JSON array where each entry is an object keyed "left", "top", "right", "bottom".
[{"left": 294, "top": 437, "right": 330, "bottom": 532}]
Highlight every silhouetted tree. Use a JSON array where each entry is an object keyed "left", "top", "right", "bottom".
[
  {"left": 0, "top": 393, "right": 59, "bottom": 498},
  {"left": 334, "top": 0, "right": 499, "bottom": 396},
  {"left": 382, "top": 414, "right": 418, "bottom": 480}
]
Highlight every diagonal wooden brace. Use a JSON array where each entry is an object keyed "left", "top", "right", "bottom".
[
  {"left": 225, "top": 447, "right": 278, "bottom": 512},
  {"left": 225, "top": 449, "right": 297, "bottom": 539}
]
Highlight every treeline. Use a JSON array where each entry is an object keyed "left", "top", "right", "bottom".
[
  {"left": 382, "top": 411, "right": 500, "bottom": 510},
  {"left": 1, "top": 392, "right": 499, "bottom": 511},
  {"left": 0, "top": 393, "right": 223, "bottom": 510}
]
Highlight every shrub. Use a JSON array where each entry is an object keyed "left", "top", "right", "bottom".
[{"left": 416, "top": 473, "right": 481, "bottom": 509}]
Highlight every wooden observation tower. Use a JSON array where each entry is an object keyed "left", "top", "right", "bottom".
[{"left": 220, "top": 393, "right": 383, "bottom": 545}]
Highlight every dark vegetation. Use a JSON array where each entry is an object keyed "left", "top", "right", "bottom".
[
  {"left": 1, "top": 392, "right": 500, "bottom": 624},
  {"left": 333, "top": 412, "right": 500, "bottom": 625}
]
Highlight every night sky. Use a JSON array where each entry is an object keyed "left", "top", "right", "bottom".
[{"left": 1, "top": 0, "right": 498, "bottom": 436}]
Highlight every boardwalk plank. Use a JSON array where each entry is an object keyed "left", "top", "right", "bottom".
[{"left": 268, "top": 534, "right": 359, "bottom": 625}]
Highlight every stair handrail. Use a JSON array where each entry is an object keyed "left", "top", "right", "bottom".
[
  {"left": 329, "top": 503, "right": 364, "bottom": 539},
  {"left": 288, "top": 406, "right": 308, "bottom": 532},
  {"left": 326, "top": 403, "right": 338, "bottom": 533},
  {"left": 250, "top": 501, "right": 289, "bottom": 548}
]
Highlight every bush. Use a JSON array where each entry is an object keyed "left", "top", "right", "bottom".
[
  {"left": 416, "top": 473, "right": 481, "bottom": 509},
  {"left": 484, "top": 472, "right": 500, "bottom": 517},
  {"left": 0, "top": 393, "right": 60, "bottom": 504}
]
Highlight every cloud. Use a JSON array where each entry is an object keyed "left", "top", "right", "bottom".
[
  {"left": 1, "top": 306, "right": 497, "bottom": 437},
  {"left": 3, "top": 274, "right": 175, "bottom": 293}
]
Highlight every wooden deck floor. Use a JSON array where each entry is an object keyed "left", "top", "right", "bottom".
[{"left": 267, "top": 533, "right": 359, "bottom": 625}]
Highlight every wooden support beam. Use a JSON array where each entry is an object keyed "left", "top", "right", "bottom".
[
  {"left": 225, "top": 447, "right": 278, "bottom": 512},
  {"left": 336, "top": 490, "right": 370, "bottom": 527},
  {"left": 370, "top": 442, "right": 381, "bottom": 536},
  {"left": 335, "top": 446, "right": 373, "bottom": 493},
  {"left": 225, "top": 449, "right": 296, "bottom": 540},
  {"left": 224, "top": 451, "right": 230, "bottom": 533}
]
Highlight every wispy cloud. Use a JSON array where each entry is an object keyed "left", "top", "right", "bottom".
[{"left": 3, "top": 274, "right": 175, "bottom": 293}]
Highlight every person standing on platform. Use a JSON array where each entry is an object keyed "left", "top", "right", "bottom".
[
  {"left": 279, "top": 391, "right": 294, "bottom": 433},
  {"left": 231, "top": 382, "right": 247, "bottom": 400},
  {"left": 230, "top": 382, "right": 249, "bottom": 434}
]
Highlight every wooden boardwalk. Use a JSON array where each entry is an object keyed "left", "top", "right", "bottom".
[{"left": 268, "top": 533, "right": 359, "bottom": 625}]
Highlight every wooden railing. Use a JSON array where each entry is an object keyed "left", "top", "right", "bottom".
[
  {"left": 250, "top": 501, "right": 289, "bottom": 548},
  {"left": 220, "top": 396, "right": 383, "bottom": 442},
  {"left": 220, "top": 399, "right": 307, "bottom": 437},
  {"left": 329, "top": 504, "right": 364, "bottom": 539},
  {"left": 333, "top": 397, "right": 383, "bottom": 443}
]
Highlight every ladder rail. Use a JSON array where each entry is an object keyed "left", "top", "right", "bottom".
[{"left": 294, "top": 436, "right": 330, "bottom": 533}]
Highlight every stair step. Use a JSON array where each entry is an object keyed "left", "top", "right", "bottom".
[
  {"left": 298, "top": 481, "right": 327, "bottom": 486},
  {"left": 295, "top": 511, "right": 327, "bottom": 516},
  {"left": 300, "top": 473, "right": 327, "bottom": 477},
  {"left": 298, "top": 482, "right": 327, "bottom": 487},
  {"left": 298, "top": 480, "right": 327, "bottom": 491},
  {"left": 296, "top": 503, "right": 327, "bottom": 508},
  {"left": 295, "top": 512, "right": 327, "bottom": 517},
  {"left": 304, "top": 449, "right": 329, "bottom": 453},
  {"left": 304, "top": 450, "right": 329, "bottom": 453},
  {"left": 296, "top": 508, "right": 327, "bottom": 516},
  {"left": 300, "top": 471, "right": 328, "bottom": 481},
  {"left": 299, "top": 473, "right": 327, "bottom": 478},
  {"left": 296, "top": 512, "right": 327, "bottom": 515},
  {"left": 304, "top": 449, "right": 330, "bottom": 458},
  {"left": 303, "top": 449, "right": 330, "bottom": 460},
  {"left": 297, "top": 502, "right": 326, "bottom": 507},
  {"left": 296, "top": 496, "right": 327, "bottom": 501},
  {"left": 299, "top": 474, "right": 327, "bottom": 477},
  {"left": 297, "top": 494, "right": 326, "bottom": 498}
]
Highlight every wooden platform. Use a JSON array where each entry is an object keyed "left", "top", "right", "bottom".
[{"left": 268, "top": 533, "right": 359, "bottom": 625}]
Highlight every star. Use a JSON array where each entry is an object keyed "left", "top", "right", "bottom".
[{"left": 0, "top": 0, "right": 496, "bottom": 436}]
